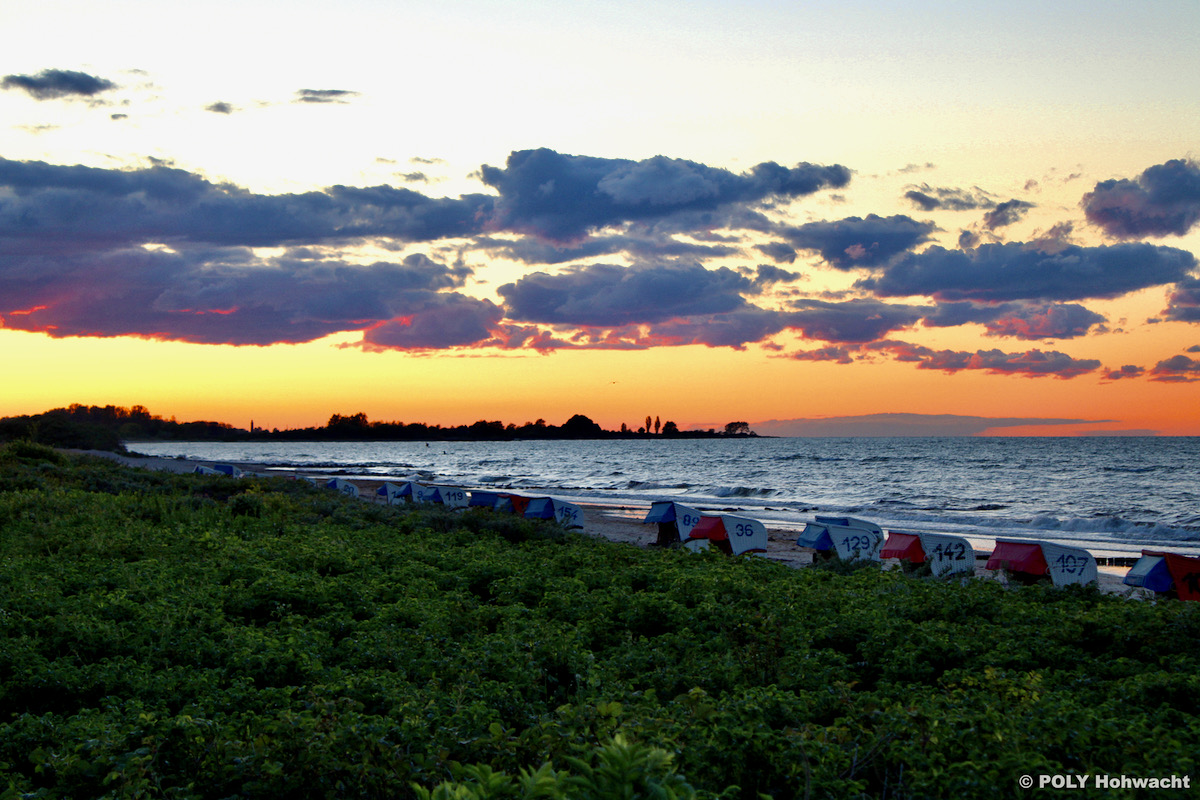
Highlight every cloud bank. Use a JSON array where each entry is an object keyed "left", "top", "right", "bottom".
[{"left": 1, "top": 149, "right": 1197, "bottom": 382}]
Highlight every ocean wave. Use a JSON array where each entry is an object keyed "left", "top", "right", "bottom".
[
  {"left": 625, "top": 480, "right": 668, "bottom": 490},
  {"left": 773, "top": 454, "right": 846, "bottom": 463},
  {"left": 1025, "top": 514, "right": 1200, "bottom": 542},
  {"left": 795, "top": 505, "right": 1200, "bottom": 547},
  {"left": 710, "top": 485, "right": 779, "bottom": 499},
  {"left": 624, "top": 479, "right": 696, "bottom": 492},
  {"left": 869, "top": 498, "right": 919, "bottom": 509}
]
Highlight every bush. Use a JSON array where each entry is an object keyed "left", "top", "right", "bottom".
[
  {"left": 0, "top": 452, "right": 1198, "bottom": 799},
  {"left": 2, "top": 439, "right": 66, "bottom": 465},
  {"left": 414, "top": 736, "right": 707, "bottom": 800}
]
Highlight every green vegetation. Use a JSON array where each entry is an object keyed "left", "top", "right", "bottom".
[{"left": 1, "top": 443, "right": 1197, "bottom": 799}]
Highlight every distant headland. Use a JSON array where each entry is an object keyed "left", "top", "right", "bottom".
[{"left": 0, "top": 404, "right": 759, "bottom": 452}]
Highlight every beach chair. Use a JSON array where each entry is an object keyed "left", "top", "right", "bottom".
[
  {"left": 525, "top": 497, "right": 584, "bottom": 529},
  {"left": 1123, "top": 551, "right": 1175, "bottom": 594},
  {"left": 797, "top": 516, "right": 884, "bottom": 561},
  {"left": 986, "top": 540, "right": 1097, "bottom": 586},
  {"left": 881, "top": 531, "right": 976, "bottom": 576},
  {"left": 685, "top": 514, "right": 768, "bottom": 555},
  {"left": 642, "top": 501, "right": 704, "bottom": 546}
]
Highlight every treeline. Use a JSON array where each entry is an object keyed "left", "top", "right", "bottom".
[
  {"left": 0, "top": 405, "right": 759, "bottom": 450},
  {"left": 0, "top": 404, "right": 245, "bottom": 452},
  {"left": 286, "top": 412, "right": 756, "bottom": 442}
]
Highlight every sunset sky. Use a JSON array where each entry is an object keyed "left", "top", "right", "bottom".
[{"left": 3, "top": 0, "right": 1200, "bottom": 435}]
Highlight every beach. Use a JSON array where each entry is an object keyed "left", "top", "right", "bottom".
[{"left": 72, "top": 448, "right": 1138, "bottom": 595}]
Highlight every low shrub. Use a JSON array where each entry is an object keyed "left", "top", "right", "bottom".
[{"left": 0, "top": 452, "right": 1197, "bottom": 799}]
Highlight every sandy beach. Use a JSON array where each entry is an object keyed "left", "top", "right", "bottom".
[{"left": 69, "top": 448, "right": 1142, "bottom": 597}]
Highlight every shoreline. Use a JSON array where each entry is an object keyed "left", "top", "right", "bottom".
[
  {"left": 68, "top": 448, "right": 1142, "bottom": 596},
  {"left": 115, "top": 440, "right": 1200, "bottom": 563}
]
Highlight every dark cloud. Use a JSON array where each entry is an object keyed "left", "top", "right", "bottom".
[
  {"left": 295, "top": 88, "right": 360, "bottom": 104},
  {"left": 982, "top": 199, "right": 1035, "bottom": 230},
  {"left": 1, "top": 69, "right": 117, "bottom": 100},
  {"left": 487, "top": 259, "right": 813, "bottom": 350},
  {"left": 920, "top": 301, "right": 1106, "bottom": 340},
  {"left": 790, "top": 345, "right": 855, "bottom": 364},
  {"left": 0, "top": 157, "right": 495, "bottom": 251},
  {"left": 861, "top": 241, "right": 1196, "bottom": 302},
  {"left": 867, "top": 340, "right": 1101, "bottom": 378},
  {"left": 1102, "top": 364, "right": 1145, "bottom": 381},
  {"left": 1162, "top": 277, "right": 1200, "bottom": 323},
  {"left": 360, "top": 294, "right": 504, "bottom": 350},
  {"left": 475, "top": 230, "right": 739, "bottom": 266},
  {"left": 780, "top": 214, "right": 935, "bottom": 269},
  {"left": 754, "top": 241, "right": 798, "bottom": 263},
  {"left": 639, "top": 307, "right": 797, "bottom": 349},
  {"left": 1082, "top": 158, "right": 1200, "bottom": 238},
  {"left": 478, "top": 148, "right": 850, "bottom": 241},
  {"left": 1149, "top": 354, "right": 1200, "bottom": 382},
  {"left": 475, "top": 236, "right": 625, "bottom": 265},
  {"left": 903, "top": 184, "right": 996, "bottom": 211},
  {"left": 981, "top": 303, "right": 1107, "bottom": 340},
  {"left": 0, "top": 151, "right": 495, "bottom": 350},
  {"left": 904, "top": 191, "right": 941, "bottom": 212},
  {"left": 629, "top": 205, "right": 777, "bottom": 238},
  {"left": 784, "top": 335, "right": 1104, "bottom": 377},
  {"left": 205, "top": 101, "right": 235, "bottom": 114},
  {"left": 490, "top": 273, "right": 1102, "bottom": 351},
  {"left": 0, "top": 246, "right": 478, "bottom": 346},
  {"left": 920, "top": 301, "right": 1010, "bottom": 328},
  {"left": 753, "top": 264, "right": 801, "bottom": 287},
  {"left": 497, "top": 262, "right": 754, "bottom": 327},
  {"left": 1026, "top": 221, "right": 1077, "bottom": 253},
  {"left": 494, "top": 289, "right": 1097, "bottom": 351},
  {"left": 786, "top": 298, "right": 927, "bottom": 343}
]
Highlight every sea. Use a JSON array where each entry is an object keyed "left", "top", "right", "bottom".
[{"left": 128, "top": 437, "right": 1200, "bottom": 560}]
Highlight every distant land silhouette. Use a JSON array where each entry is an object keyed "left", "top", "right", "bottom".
[{"left": 0, "top": 405, "right": 758, "bottom": 452}]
